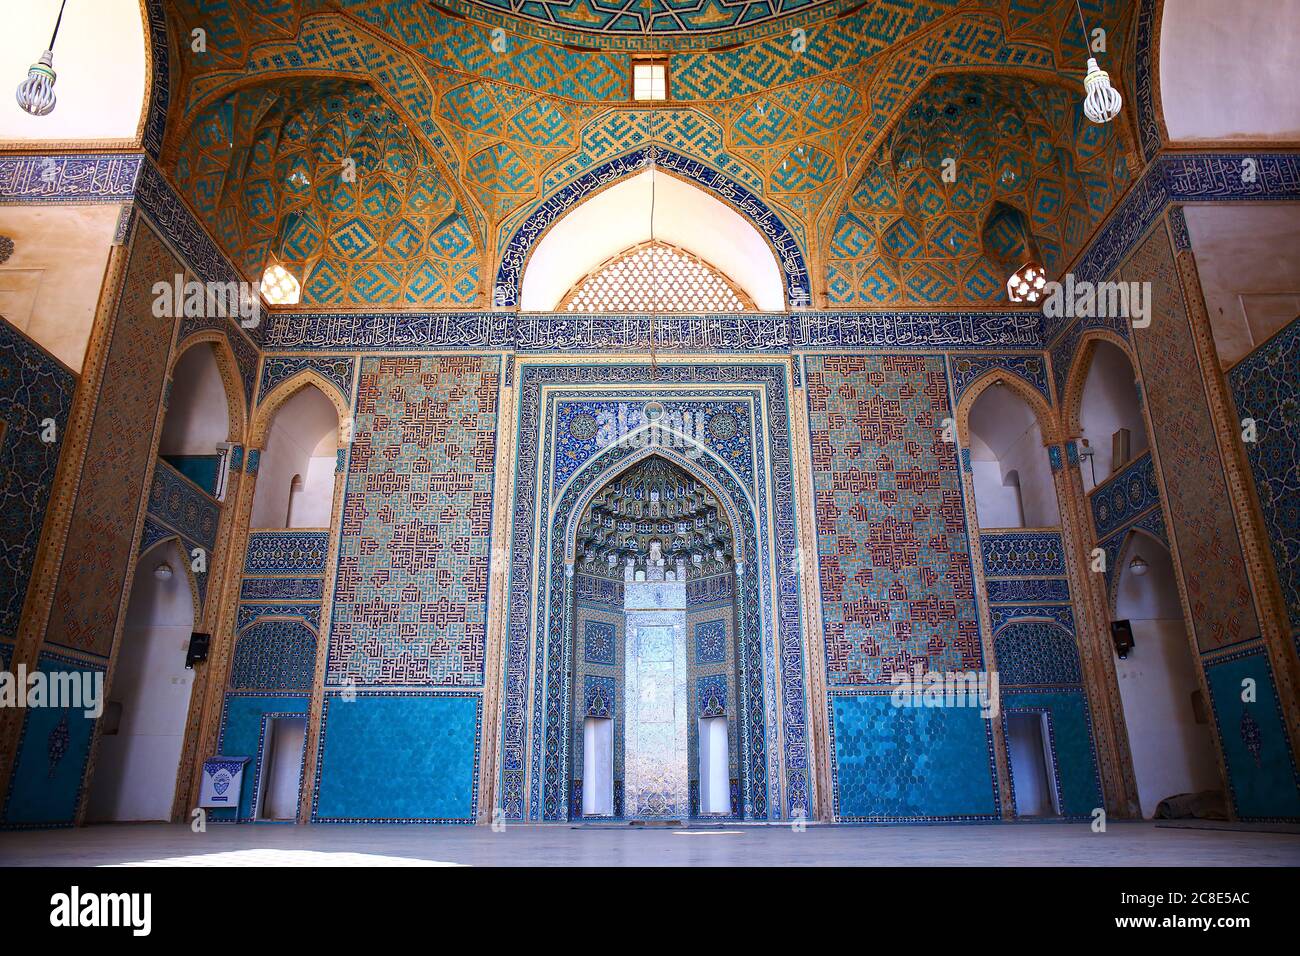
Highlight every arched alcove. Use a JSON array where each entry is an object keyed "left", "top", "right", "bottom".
[
  {"left": 570, "top": 454, "right": 742, "bottom": 820},
  {"left": 86, "top": 539, "right": 197, "bottom": 822},
  {"left": 160, "top": 342, "right": 234, "bottom": 497},
  {"left": 1159, "top": 0, "right": 1300, "bottom": 143},
  {"left": 967, "top": 383, "right": 1059, "bottom": 528},
  {"left": 519, "top": 169, "right": 784, "bottom": 312},
  {"left": 251, "top": 384, "right": 339, "bottom": 529},
  {"left": 1078, "top": 340, "right": 1149, "bottom": 492},
  {"left": 1113, "top": 532, "right": 1221, "bottom": 818}
]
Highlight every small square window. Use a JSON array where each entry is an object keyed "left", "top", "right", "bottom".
[{"left": 632, "top": 62, "right": 667, "bottom": 101}]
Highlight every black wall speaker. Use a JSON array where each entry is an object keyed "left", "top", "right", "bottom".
[
  {"left": 1110, "top": 620, "right": 1135, "bottom": 659},
  {"left": 186, "top": 632, "right": 211, "bottom": 669}
]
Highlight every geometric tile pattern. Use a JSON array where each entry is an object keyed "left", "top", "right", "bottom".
[
  {"left": 993, "top": 622, "right": 1083, "bottom": 686},
  {"left": 805, "top": 355, "right": 981, "bottom": 684},
  {"left": 244, "top": 532, "right": 330, "bottom": 576},
  {"left": 147, "top": 459, "right": 220, "bottom": 552},
  {"left": 582, "top": 619, "right": 616, "bottom": 666},
  {"left": 229, "top": 619, "right": 318, "bottom": 691},
  {"left": 328, "top": 356, "right": 499, "bottom": 686},
  {"left": 694, "top": 619, "right": 727, "bottom": 665},
  {"left": 0, "top": 320, "right": 75, "bottom": 642},
  {"left": 44, "top": 225, "right": 175, "bottom": 658},
  {"left": 1124, "top": 228, "right": 1259, "bottom": 651},
  {"left": 1228, "top": 315, "right": 1300, "bottom": 633},
  {"left": 259, "top": 356, "right": 355, "bottom": 408},
  {"left": 696, "top": 674, "right": 728, "bottom": 719},
  {"left": 1089, "top": 451, "right": 1160, "bottom": 541}
]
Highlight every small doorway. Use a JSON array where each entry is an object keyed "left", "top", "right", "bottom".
[
  {"left": 255, "top": 716, "right": 307, "bottom": 821},
  {"left": 1007, "top": 712, "right": 1060, "bottom": 817}
]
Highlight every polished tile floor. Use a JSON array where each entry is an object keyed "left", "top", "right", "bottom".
[{"left": 2, "top": 821, "right": 1297, "bottom": 866}]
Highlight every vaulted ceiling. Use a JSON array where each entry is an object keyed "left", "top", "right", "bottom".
[{"left": 161, "top": 0, "right": 1139, "bottom": 308}]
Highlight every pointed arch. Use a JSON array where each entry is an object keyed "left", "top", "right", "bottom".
[
  {"left": 1061, "top": 328, "right": 1138, "bottom": 439},
  {"left": 497, "top": 147, "right": 808, "bottom": 309},
  {"left": 135, "top": 535, "right": 202, "bottom": 637},
  {"left": 562, "top": 441, "right": 750, "bottom": 568},
  {"left": 250, "top": 369, "right": 350, "bottom": 450},
  {"left": 171, "top": 330, "right": 248, "bottom": 445},
  {"left": 956, "top": 367, "right": 1062, "bottom": 448}
]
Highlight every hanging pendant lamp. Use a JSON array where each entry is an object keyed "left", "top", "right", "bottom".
[
  {"left": 1073, "top": 0, "right": 1122, "bottom": 124},
  {"left": 16, "top": 0, "right": 69, "bottom": 117}
]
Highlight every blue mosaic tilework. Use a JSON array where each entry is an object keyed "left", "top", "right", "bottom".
[
  {"left": 2, "top": 652, "right": 105, "bottom": 827},
  {"left": 259, "top": 356, "right": 355, "bottom": 408},
  {"left": 141, "top": 0, "right": 170, "bottom": 156},
  {"left": 694, "top": 620, "right": 728, "bottom": 665},
  {"left": 806, "top": 354, "right": 981, "bottom": 685},
  {"left": 237, "top": 603, "right": 322, "bottom": 631},
  {"left": 1089, "top": 452, "right": 1160, "bottom": 540},
  {"left": 0, "top": 320, "right": 75, "bottom": 641},
  {"left": 1228, "top": 316, "right": 1300, "bottom": 633},
  {"left": 994, "top": 623, "right": 1082, "bottom": 686},
  {"left": 244, "top": 532, "right": 330, "bottom": 576},
  {"left": 1001, "top": 691, "right": 1102, "bottom": 819},
  {"left": 829, "top": 694, "right": 997, "bottom": 821},
  {"left": 583, "top": 676, "right": 615, "bottom": 719},
  {"left": 989, "top": 604, "right": 1074, "bottom": 635},
  {"left": 554, "top": 398, "right": 753, "bottom": 488},
  {"left": 213, "top": 693, "right": 309, "bottom": 822},
  {"left": 984, "top": 577, "right": 1072, "bottom": 604},
  {"left": 245, "top": 449, "right": 260, "bottom": 474},
  {"left": 582, "top": 620, "right": 615, "bottom": 666},
  {"left": 240, "top": 577, "right": 324, "bottom": 601},
  {"left": 229, "top": 620, "right": 318, "bottom": 691},
  {"left": 148, "top": 459, "right": 220, "bottom": 551},
  {"left": 313, "top": 694, "right": 481, "bottom": 822},
  {"left": 1202, "top": 649, "right": 1300, "bottom": 821},
  {"left": 697, "top": 674, "right": 728, "bottom": 719},
  {"left": 980, "top": 531, "right": 1066, "bottom": 577}
]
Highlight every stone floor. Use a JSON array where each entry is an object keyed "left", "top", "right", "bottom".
[{"left": 2, "top": 820, "right": 1297, "bottom": 866}]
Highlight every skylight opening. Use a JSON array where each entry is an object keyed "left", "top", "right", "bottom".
[{"left": 632, "top": 62, "right": 668, "bottom": 102}]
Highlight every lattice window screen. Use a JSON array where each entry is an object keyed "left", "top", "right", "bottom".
[{"left": 559, "top": 241, "right": 754, "bottom": 313}]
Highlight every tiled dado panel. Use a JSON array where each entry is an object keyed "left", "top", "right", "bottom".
[
  {"left": 211, "top": 693, "right": 310, "bottom": 823},
  {"left": 313, "top": 694, "right": 481, "bottom": 823},
  {"left": 804, "top": 354, "right": 981, "bottom": 684},
  {"left": 1227, "top": 315, "right": 1300, "bottom": 636},
  {"left": 828, "top": 693, "right": 998, "bottom": 821},
  {"left": 2, "top": 651, "right": 105, "bottom": 828},
  {"left": 0, "top": 319, "right": 75, "bottom": 642},
  {"left": 1202, "top": 649, "right": 1300, "bottom": 821},
  {"left": 328, "top": 355, "right": 500, "bottom": 687},
  {"left": 1001, "top": 690, "right": 1102, "bottom": 819},
  {"left": 1123, "top": 228, "right": 1259, "bottom": 651},
  {"left": 44, "top": 224, "right": 177, "bottom": 658}
]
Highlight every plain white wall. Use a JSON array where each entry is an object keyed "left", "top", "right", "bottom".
[
  {"left": 159, "top": 344, "right": 230, "bottom": 457},
  {"left": 259, "top": 717, "right": 307, "bottom": 821},
  {"left": 582, "top": 717, "right": 613, "bottom": 816},
  {"left": 86, "top": 540, "right": 195, "bottom": 823},
  {"left": 698, "top": 715, "right": 730, "bottom": 814},
  {"left": 251, "top": 386, "right": 338, "bottom": 528},
  {"left": 0, "top": 0, "right": 148, "bottom": 144},
  {"left": 1007, "top": 713, "right": 1055, "bottom": 817},
  {"left": 1160, "top": 0, "right": 1300, "bottom": 143},
  {"left": 1114, "top": 535, "right": 1221, "bottom": 817},
  {"left": 1079, "top": 341, "right": 1148, "bottom": 491},
  {"left": 520, "top": 170, "right": 785, "bottom": 311}
]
